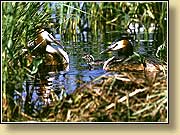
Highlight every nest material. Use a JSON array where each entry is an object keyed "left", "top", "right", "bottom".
[{"left": 42, "top": 69, "right": 167, "bottom": 122}]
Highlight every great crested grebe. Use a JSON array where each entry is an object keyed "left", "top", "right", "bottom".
[
  {"left": 100, "top": 38, "right": 136, "bottom": 71},
  {"left": 100, "top": 39, "right": 133, "bottom": 57},
  {"left": 27, "top": 28, "right": 69, "bottom": 71},
  {"left": 100, "top": 38, "right": 165, "bottom": 73}
]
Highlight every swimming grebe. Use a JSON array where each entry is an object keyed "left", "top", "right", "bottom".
[{"left": 27, "top": 28, "right": 69, "bottom": 71}]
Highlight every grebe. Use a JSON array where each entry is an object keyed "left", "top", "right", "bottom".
[
  {"left": 100, "top": 39, "right": 133, "bottom": 57},
  {"left": 27, "top": 28, "right": 69, "bottom": 71},
  {"left": 101, "top": 39, "right": 134, "bottom": 71},
  {"left": 100, "top": 39, "right": 164, "bottom": 73}
]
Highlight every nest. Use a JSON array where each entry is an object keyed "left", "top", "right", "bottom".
[{"left": 42, "top": 69, "right": 167, "bottom": 122}]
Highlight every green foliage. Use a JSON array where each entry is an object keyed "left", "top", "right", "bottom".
[{"left": 2, "top": 2, "right": 53, "bottom": 121}]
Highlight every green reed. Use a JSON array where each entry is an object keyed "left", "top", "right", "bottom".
[{"left": 2, "top": 2, "right": 53, "bottom": 121}]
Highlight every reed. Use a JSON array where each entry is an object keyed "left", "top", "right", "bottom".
[{"left": 2, "top": 2, "right": 53, "bottom": 121}]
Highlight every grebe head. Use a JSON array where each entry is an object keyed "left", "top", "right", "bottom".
[
  {"left": 100, "top": 39, "right": 133, "bottom": 57},
  {"left": 35, "top": 27, "right": 64, "bottom": 49}
]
